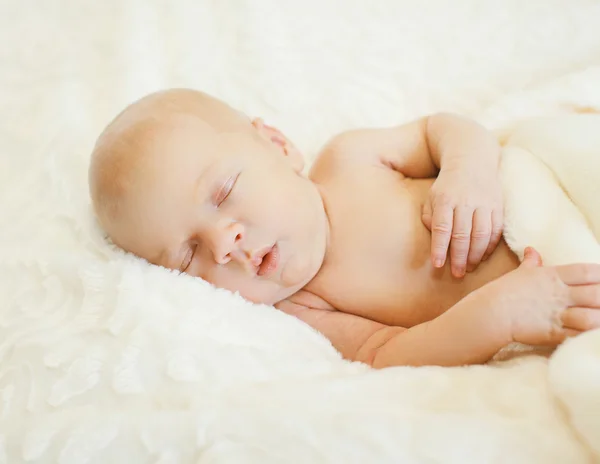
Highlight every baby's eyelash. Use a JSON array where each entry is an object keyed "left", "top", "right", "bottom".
[
  {"left": 217, "top": 174, "right": 239, "bottom": 206},
  {"left": 180, "top": 244, "right": 197, "bottom": 272}
]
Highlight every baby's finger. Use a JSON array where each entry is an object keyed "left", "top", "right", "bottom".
[
  {"left": 483, "top": 208, "right": 503, "bottom": 260},
  {"left": 449, "top": 207, "right": 473, "bottom": 278},
  {"left": 558, "top": 263, "right": 600, "bottom": 286},
  {"left": 563, "top": 328, "right": 583, "bottom": 339},
  {"left": 539, "top": 328, "right": 582, "bottom": 346},
  {"left": 422, "top": 200, "right": 433, "bottom": 231},
  {"left": 561, "top": 307, "right": 600, "bottom": 331},
  {"left": 431, "top": 203, "right": 454, "bottom": 268},
  {"left": 466, "top": 209, "right": 491, "bottom": 272},
  {"left": 568, "top": 284, "right": 600, "bottom": 308}
]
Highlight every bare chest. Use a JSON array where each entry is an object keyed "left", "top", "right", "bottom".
[{"left": 304, "top": 167, "right": 517, "bottom": 327}]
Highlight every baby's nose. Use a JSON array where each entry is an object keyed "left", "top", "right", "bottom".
[{"left": 210, "top": 221, "right": 246, "bottom": 265}]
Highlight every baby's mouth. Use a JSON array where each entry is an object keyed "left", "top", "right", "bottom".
[{"left": 254, "top": 243, "right": 279, "bottom": 277}]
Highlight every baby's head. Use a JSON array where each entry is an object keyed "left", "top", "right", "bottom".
[{"left": 89, "top": 89, "right": 328, "bottom": 304}]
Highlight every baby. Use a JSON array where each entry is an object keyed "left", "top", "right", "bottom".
[{"left": 89, "top": 89, "right": 600, "bottom": 368}]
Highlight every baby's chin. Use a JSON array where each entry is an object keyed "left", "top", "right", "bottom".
[
  {"left": 236, "top": 263, "right": 314, "bottom": 306},
  {"left": 236, "top": 284, "right": 292, "bottom": 306},
  {"left": 279, "top": 249, "right": 324, "bottom": 297}
]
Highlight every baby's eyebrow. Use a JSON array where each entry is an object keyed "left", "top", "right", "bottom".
[{"left": 194, "top": 160, "right": 217, "bottom": 197}]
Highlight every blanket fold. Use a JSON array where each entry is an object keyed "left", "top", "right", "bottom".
[{"left": 499, "top": 114, "right": 600, "bottom": 457}]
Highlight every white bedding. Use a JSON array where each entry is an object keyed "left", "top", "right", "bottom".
[{"left": 2, "top": 1, "right": 600, "bottom": 462}]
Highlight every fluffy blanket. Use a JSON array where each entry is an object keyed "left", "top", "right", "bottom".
[
  {"left": 2, "top": 1, "right": 600, "bottom": 462},
  {"left": 501, "top": 115, "right": 600, "bottom": 265},
  {"left": 497, "top": 114, "right": 600, "bottom": 459}
]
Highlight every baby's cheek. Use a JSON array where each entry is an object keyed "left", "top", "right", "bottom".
[
  {"left": 207, "top": 266, "right": 259, "bottom": 299},
  {"left": 238, "top": 282, "right": 280, "bottom": 305}
]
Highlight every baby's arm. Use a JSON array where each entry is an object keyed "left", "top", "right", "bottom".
[
  {"left": 277, "top": 249, "right": 600, "bottom": 368},
  {"left": 276, "top": 296, "right": 510, "bottom": 368},
  {"left": 316, "top": 113, "right": 499, "bottom": 178},
  {"left": 314, "top": 113, "right": 503, "bottom": 276}
]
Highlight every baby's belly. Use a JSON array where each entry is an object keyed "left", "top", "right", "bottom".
[
  {"left": 334, "top": 240, "right": 518, "bottom": 327},
  {"left": 308, "top": 171, "right": 519, "bottom": 327}
]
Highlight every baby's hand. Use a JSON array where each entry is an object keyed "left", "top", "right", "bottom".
[
  {"left": 479, "top": 247, "right": 600, "bottom": 346},
  {"left": 422, "top": 166, "right": 503, "bottom": 277}
]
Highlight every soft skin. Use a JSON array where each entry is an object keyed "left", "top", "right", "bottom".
[{"left": 89, "top": 89, "right": 600, "bottom": 368}]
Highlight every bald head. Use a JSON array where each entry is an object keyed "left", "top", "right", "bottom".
[
  {"left": 88, "top": 88, "right": 250, "bottom": 236},
  {"left": 85, "top": 88, "right": 317, "bottom": 305}
]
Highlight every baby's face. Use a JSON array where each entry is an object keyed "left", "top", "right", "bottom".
[{"left": 105, "top": 111, "right": 328, "bottom": 305}]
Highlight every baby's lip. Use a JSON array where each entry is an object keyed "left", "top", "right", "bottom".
[
  {"left": 250, "top": 246, "right": 271, "bottom": 267},
  {"left": 251, "top": 244, "right": 279, "bottom": 277}
]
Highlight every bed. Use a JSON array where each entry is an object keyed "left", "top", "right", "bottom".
[{"left": 1, "top": 1, "right": 600, "bottom": 462}]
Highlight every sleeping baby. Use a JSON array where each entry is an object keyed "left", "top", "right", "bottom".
[{"left": 88, "top": 89, "right": 600, "bottom": 368}]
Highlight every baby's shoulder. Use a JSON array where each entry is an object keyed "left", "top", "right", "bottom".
[
  {"left": 315, "top": 129, "right": 377, "bottom": 164},
  {"left": 309, "top": 129, "right": 381, "bottom": 182}
]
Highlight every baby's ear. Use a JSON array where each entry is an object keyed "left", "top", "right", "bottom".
[{"left": 251, "top": 118, "right": 304, "bottom": 173}]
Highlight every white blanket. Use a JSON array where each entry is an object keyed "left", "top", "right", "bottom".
[
  {"left": 2, "top": 1, "right": 600, "bottom": 462},
  {"left": 497, "top": 114, "right": 600, "bottom": 458},
  {"left": 501, "top": 115, "right": 600, "bottom": 265}
]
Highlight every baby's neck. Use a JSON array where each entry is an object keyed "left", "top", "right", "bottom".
[
  {"left": 302, "top": 181, "right": 332, "bottom": 287},
  {"left": 282, "top": 181, "right": 333, "bottom": 308},
  {"left": 316, "top": 185, "right": 331, "bottom": 255}
]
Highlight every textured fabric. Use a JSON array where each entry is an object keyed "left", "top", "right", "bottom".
[
  {"left": 498, "top": 113, "right": 600, "bottom": 458},
  {"left": 1, "top": 1, "right": 600, "bottom": 462}
]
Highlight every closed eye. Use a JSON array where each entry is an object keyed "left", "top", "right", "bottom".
[
  {"left": 216, "top": 173, "right": 239, "bottom": 206},
  {"left": 180, "top": 244, "right": 197, "bottom": 273}
]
